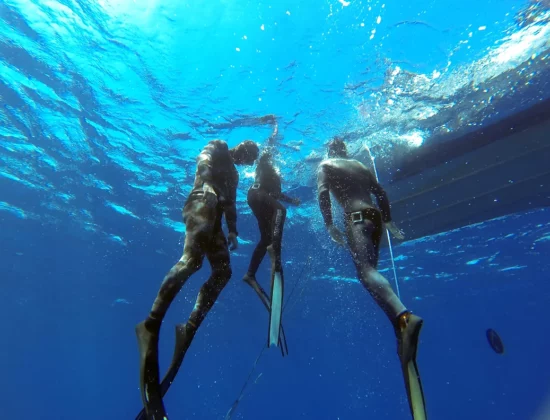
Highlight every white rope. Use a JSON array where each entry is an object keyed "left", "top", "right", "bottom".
[{"left": 364, "top": 145, "right": 401, "bottom": 300}]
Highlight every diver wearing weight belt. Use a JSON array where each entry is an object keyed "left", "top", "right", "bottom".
[{"left": 316, "top": 137, "right": 427, "bottom": 420}]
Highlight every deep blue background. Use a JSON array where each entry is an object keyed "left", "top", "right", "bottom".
[{"left": 2, "top": 200, "right": 549, "bottom": 420}]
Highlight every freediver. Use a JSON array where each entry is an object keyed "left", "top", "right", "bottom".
[
  {"left": 316, "top": 137, "right": 427, "bottom": 420},
  {"left": 242, "top": 146, "right": 301, "bottom": 353},
  {"left": 135, "top": 139, "right": 259, "bottom": 420}
]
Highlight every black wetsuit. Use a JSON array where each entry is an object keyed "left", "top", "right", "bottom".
[
  {"left": 136, "top": 140, "right": 239, "bottom": 420},
  {"left": 246, "top": 160, "right": 294, "bottom": 275},
  {"left": 317, "top": 158, "right": 405, "bottom": 319},
  {"left": 316, "top": 157, "right": 427, "bottom": 420}
]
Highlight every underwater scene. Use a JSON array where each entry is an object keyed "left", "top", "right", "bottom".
[{"left": 1, "top": 0, "right": 550, "bottom": 419}]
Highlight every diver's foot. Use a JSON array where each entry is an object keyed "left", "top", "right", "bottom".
[
  {"left": 175, "top": 322, "right": 196, "bottom": 353},
  {"left": 395, "top": 311, "right": 423, "bottom": 364},
  {"left": 159, "top": 322, "right": 195, "bottom": 390},
  {"left": 136, "top": 317, "right": 161, "bottom": 359},
  {"left": 242, "top": 273, "right": 257, "bottom": 287},
  {"left": 395, "top": 312, "right": 427, "bottom": 420}
]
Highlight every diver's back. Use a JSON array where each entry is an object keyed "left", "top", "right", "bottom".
[{"left": 325, "top": 158, "right": 375, "bottom": 210}]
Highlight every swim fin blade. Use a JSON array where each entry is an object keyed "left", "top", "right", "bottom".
[
  {"left": 136, "top": 323, "right": 193, "bottom": 420},
  {"left": 243, "top": 275, "right": 288, "bottom": 356},
  {"left": 135, "top": 320, "right": 168, "bottom": 420},
  {"left": 268, "top": 271, "right": 284, "bottom": 348},
  {"left": 397, "top": 313, "right": 427, "bottom": 420}
]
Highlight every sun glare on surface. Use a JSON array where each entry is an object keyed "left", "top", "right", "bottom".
[{"left": 399, "top": 131, "right": 424, "bottom": 148}]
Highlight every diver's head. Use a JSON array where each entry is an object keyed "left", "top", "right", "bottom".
[
  {"left": 327, "top": 137, "right": 348, "bottom": 158},
  {"left": 230, "top": 140, "right": 259, "bottom": 165}
]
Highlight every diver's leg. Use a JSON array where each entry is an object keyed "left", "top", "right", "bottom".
[
  {"left": 135, "top": 200, "right": 211, "bottom": 420},
  {"left": 345, "top": 218, "right": 405, "bottom": 320},
  {"left": 266, "top": 199, "right": 286, "bottom": 271},
  {"left": 345, "top": 217, "right": 426, "bottom": 419},
  {"left": 185, "top": 229, "right": 232, "bottom": 339},
  {"left": 163, "top": 229, "right": 233, "bottom": 388},
  {"left": 244, "top": 189, "right": 273, "bottom": 281},
  {"left": 242, "top": 192, "right": 288, "bottom": 354},
  {"left": 242, "top": 192, "right": 274, "bottom": 334},
  {"left": 245, "top": 235, "right": 271, "bottom": 281},
  {"left": 136, "top": 230, "right": 232, "bottom": 420}
]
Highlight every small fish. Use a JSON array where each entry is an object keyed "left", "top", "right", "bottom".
[
  {"left": 111, "top": 298, "right": 131, "bottom": 307},
  {"left": 486, "top": 328, "right": 504, "bottom": 354}
]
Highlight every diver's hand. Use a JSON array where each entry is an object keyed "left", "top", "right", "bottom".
[
  {"left": 203, "top": 184, "right": 218, "bottom": 208},
  {"left": 328, "top": 225, "right": 346, "bottom": 246},
  {"left": 228, "top": 232, "right": 238, "bottom": 251},
  {"left": 386, "top": 221, "right": 405, "bottom": 240}
]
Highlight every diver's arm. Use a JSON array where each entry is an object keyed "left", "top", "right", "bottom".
[
  {"left": 195, "top": 152, "right": 218, "bottom": 209},
  {"left": 225, "top": 170, "right": 239, "bottom": 236},
  {"left": 318, "top": 190, "right": 333, "bottom": 227},
  {"left": 267, "top": 120, "right": 278, "bottom": 145},
  {"left": 278, "top": 192, "right": 300, "bottom": 205},
  {"left": 225, "top": 204, "right": 239, "bottom": 250},
  {"left": 317, "top": 165, "right": 345, "bottom": 245},
  {"left": 368, "top": 171, "right": 405, "bottom": 239},
  {"left": 196, "top": 156, "right": 213, "bottom": 188},
  {"left": 223, "top": 170, "right": 239, "bottom": 250},
  {"left": 317, "top": 165, "right": 334, "bottom": 227},
  {"left": 368, "top": 171, "right": 392, "bottom": 223},
  {"left": 225, "top": 202, "right": 238, "bottom": 237},
  {"left": 259, "top": 114, "right": 277, "bottom": 125}
]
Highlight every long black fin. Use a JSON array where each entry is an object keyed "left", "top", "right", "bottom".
[{"left": 136, "top": 324, "right": 193, "bottom": 419}]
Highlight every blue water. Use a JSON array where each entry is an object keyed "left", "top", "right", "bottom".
[{"left": 2, "top": 0, "right": 550, "bottom": 419}]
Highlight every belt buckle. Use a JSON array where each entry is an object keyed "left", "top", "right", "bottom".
[
  {"left": 251, "top": 183, "right": 260, "bottom": 190},
  {"left": 351, "top": 211, "right": 364, "bottom": 224}
]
